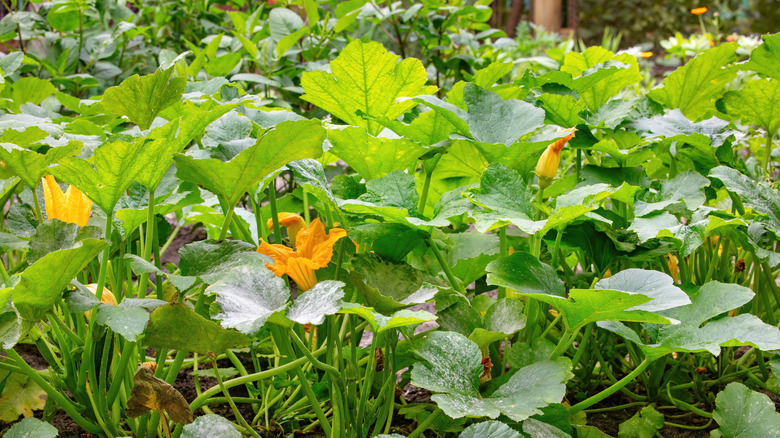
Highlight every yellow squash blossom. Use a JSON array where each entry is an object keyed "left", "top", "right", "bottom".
[
  {"left": 267, "top": 212, "right": 306, "bottom": 247},
  {"left": 666, "top": 253, "right": 679, "bottom": 283},
  {"left": 83, "top": 283, "right": 118, "bottom": 320},
  {"left": 42, "top": 175, "right": 92, "bottom": 226},
  {"left": 257, "top": 218, "right": 346, "bottom": 292},
  {"left": 691, "top": 6, "right": 708, "bottom": 15},
  {"left": 536, "top": 128, "right": 576, "bottom": 189},
  {"left": 640, "top": 51, "right": 653, "bottom": 58}
]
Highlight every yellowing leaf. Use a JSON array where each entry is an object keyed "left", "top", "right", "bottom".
[
  {"left": 126, "top": 365, "right": 193, "bottom": 425},
  {"left": 0, "top": 370, "right": 47, "bottom": 422}
]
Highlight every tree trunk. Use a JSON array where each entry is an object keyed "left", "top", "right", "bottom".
[{"left": 505, "top": 0, "right": 524, "bottom": 37}]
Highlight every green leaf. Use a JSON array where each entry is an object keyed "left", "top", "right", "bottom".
[
  {"left": 408, "top": 83, "right": 545, "bottom": 146},
  {"left": 175, "top": 120, "right": 325, "bottom": 207},
  {"left": 269, "top": 8, "right": 304, "bottom": 41},
  {"left": 648, "top": 43, "right": 738, "bottom": 121},
  {"left": 711, "top": 382, "right": 780, "bottom": 437},
  {"left": 4, "top": 418, "right": 57, "bottom": 438},
  {"left": 618, "top": 406, "right": 664, "bottom": 438},
  {"left": 287, "top": 159, "right": 337, "bottom": 206},
  {"left": 465, "top": 163, "right": 534, "bottom": 232},
  {"left": 0, "top": 134, "right": 80, "bottom": 188},
  {"left": 460, "top": 421, "right": 521, "bottom": 438},
  {"left": 287, "top": 280, "right": 345, "bottom": 325},
  {"left": 0, "top": 371, "right": 47, "bottom": 422},
  {"left": 13, "top": 239, "right": 106, "bottom": 321},
  {"left": 561, "top": 47, "right": 641, "bottom": 110},
  {"left": 483, "top": 297, "right": 526, "bottom": 334},
  {"left": 116, "top": 187, "right": 202, "bottom": 236},
  {"left": 710, "top": 166, "right": 780, "bottom": 234},
  {"left": 349, "top": 223, "right": 426, "bottom": 261},
  {"left": 145, "top": 303, "right": 250, "bottom": 354},
  {"left": 301, "top": 40, "right": 436, "bottom": 135},
  {"left": 486, "top": 252, "right": 566, "bottom": 298},
  {"left": 327, "top": 126, "right": 425, "bottom": 181},
  {"left": 51, "top": 136, "right": 149, "bottom": 214},
  {"left": 339, "top": 303, "right": 435, "bottom": 334},
  {"left": 723, "top": 78, "right": 780, "bottom": 136},
  {"left": 411, "top": 331, "right": 570, "bottom": 420},
  {"left": 0, "top": 77, "right": 56, "bottom": 113},
  {"left": 595, "top": 269, "right": 690, "bottom": 313},
  {"left": 743, "top": 33, "right": 780, "bottom": 79},
  {"left": 537, "top": 93, "right": 585, "bottom": 128},
  {"left": 351, "top": 253, "right": 439, "bottom": 314},
  {"left": 206, "top": 261, "right": 289, "bottom": 334},
  {"left": 96, "top": 299, "right": 165, "bottom": 342},
  {"left": 182, "top": 414, "right": 242, "bottom": 438},
  {"left": 599, "top": 281, "right": 780, "bottom": 359},
  {"left": 634, "top": 170, "right": 710, "bottom": 217},
  {"left": 358, "top": 170, "right": 419, "bottom": 216},
  {"left": 101, "top": 65, "right": 186, "bottom": 130},
  {"left": 633, "top": 109, "right": 735, "bottom": 148},
  {"left": 28, "top": 219, "right": 101, "bottom": 264},
  {"left": 134, "top": 102, "right": 241, "bottom": 190}
]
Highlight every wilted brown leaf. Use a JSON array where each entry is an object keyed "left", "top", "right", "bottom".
[{"left": 126, "top": 365, "right": 193, "bottom": 425}]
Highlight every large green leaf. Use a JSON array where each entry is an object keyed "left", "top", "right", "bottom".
[
  {"left": 358, "top": 170, "right": 419, "bottom": 217},
  {"left": 207, "top": 261, "right": 289, "bottom": 334},
  {"left": 560, "top": 46, "right": 641, "bottom": 110},
  {"left": 489, "top": 260, "right": 683, "bottom": 330},
  {"left": 12, "top": 239, "right": 106, "bottom": 321},
  {"left": 648, "top": 43, "right": 738, "bottom": 121},
  {"left": 486, "top": 252, "right": 565, "bottom": 298},
  {"left": 537, "top": 93, "right": 585, "bottom": 128},
  {"left": 711, "top": 382, "right": 780, "bottom": 437},
  {"left": 101, "top": 65, "right": 186, "bottom": 130},
  {"left": 286, "top": 280, "right": 345, "bottom": 325},
  {"left": 710, "top": 166, "right": 780, "bottom": 234},
  {"left": 351, "top": 253, "right": 439, "bottom": 314},
  {"left": 51, "top": 136, "right": 150, "bottom": 213},
  {"left": 599, "top": 281, "right": 780, "bottom": 359},
  {"left": 408, "top": 83, "right": 545, "bottom": 146},
  {"left": 0, "top": 77, "right": 56, "bottom": 113},
  {"left": 464, "top": 162, "right": 534, "bottom": 232},
  {"left": 460, "top": 421, "right": 521, "bottom": 438},
  {"left": 723, "top": 78, "right": 780, "bottom": 136},
  {"left": 179, "top": 240, "right": 267, "bottom": 284},
  {"left": 0, "top": 129, "right": 79, "bottom": 188},
  {"left": 411, "top": 331, "right": 570, "bottom": 420},
  {"left": 134, "top": 101, "right": 241, "bottom": 190},
  {"left": 145, "top": 304, "right": 250, "bottom": 354},
  {"left": 175, "top": 120, "right": 325, "bottom": 206},
  {"left": 327, "top": 126, "right": 425, "bottom": 181},
  {"left": 633, "top": 109, "right": 735, "bottom": 148},
  {"left": 301, "top": 40, "right": 435, "bottom": 135},
  {"left": 287, "top": 159, "right": 337, "bottom": 207},
  {"left": 4, "top": 418, "right": 57, "bottom": 438},
  {"left": 743, "top": 32, "right": 780, "bottom": 79},
  {"left": 634, "top": 170, "right": 710, "bottom": 217}
]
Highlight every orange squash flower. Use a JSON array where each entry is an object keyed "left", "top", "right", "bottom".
[
  {"left": 666, "top": 253, "right": 679, "bottom": 283},
  {"left": 267, "top": 212, "right": 306, "bottom": 248},
  {"left": 83, "top": 283, "right": 118, "bottom": 320},
  {"left": 640, "top": 51, "right": 653, "bottom": 58},
  {"left": 41, "top": 175, "right": 92, "bottom": 226},
  {"left": 691, "top": 7, "right": 708, "bottom": 15},
  {"left": 257, "top": 218, "right": 346, "bottom": 292},
  {"left": 536, "top": 128, "right": 576, "bottom": 188}
]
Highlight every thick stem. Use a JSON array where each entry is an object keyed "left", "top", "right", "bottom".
[
  {"left": 136, "top": 187, "right": 156, "bottom": 297},
  {"left": 217, "top": 202, "right": 236, "bottom": 242},
  {"left": 569, "top": 358, "right": 652, "bottom": 415},
  {"left": 428, "top": 236, "right": 466, "bottom": 295},
  {"left": 498, "top": 226, "right": 507, "bottom": 299},
  {"left": 268, "top": 184, "right": 282, "bottom": 244},
  {"left": 31, "top": 185, "right": 44, "bottom": 222}
]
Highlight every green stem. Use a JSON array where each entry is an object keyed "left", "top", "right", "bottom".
[
  {"left": 407, "top": 408, "right": 441, "bottom": 438},
  {"left": 268, "top": 185, "right": 282, "bottom": 244},
  {"left": 427, "top": 236, "right": 466, "bottom": 295},
  {"left": 218, "top": 202, "right": 236, "bottom": 242},
  {"left": 569, "top": 358, "right": 652, "bottom": 415},
  {"left": 763, "top": 130, "right": 774, "bottom": 171},
  {"left": 5, "top": 348, "right": 102, "bottom": 434},
  {"left": 210, "top": 355, "right": 261, "bottom": 438},
  {"left": 498, "top": 226, "right": 507, "bottom": 299},
  {"left": 418, "top": 156, "right": 440, "bottom": 217},
  {"left": 550, "top": 327, "right": 579, "bottom": 360},
  {"left": 107, "top": 341, "right": 136, "bottom": 407},
  {"left": 302, "top": 189, "right": 311, "bottom": 224},
  {"left": 31, "top": 185, "right": 44, "bottom": 222},
  {"left": 269, "top": 325, "right": 332, "bottom": 436},
  {"left": 137, "top": 187, "right": 156, "bottom": 297}
]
